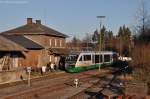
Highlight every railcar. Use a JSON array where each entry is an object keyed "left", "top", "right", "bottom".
[{"left": 65, "top": 51, "right": 117, "bottom": 73}]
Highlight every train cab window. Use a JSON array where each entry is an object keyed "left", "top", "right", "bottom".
[
  {"left": 66, "top": 55, "right": 78, "bottom": 62},
  {"left": 79, "top": 56, "right": 82, "bottom": 61},
  {"left": 104, "top": 55, "right": 111, "bottom": 62},
  {"left": 84, "top": 55, "right": 91, "bottom": 61},
  {"left": 95, "top": 55, "right": 102, "bottom": 63}
]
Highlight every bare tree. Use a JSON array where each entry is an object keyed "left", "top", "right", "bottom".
[
  {"left": 134, "top": 0, "right": 150, "bottom": 43},
  {"left": 82, "top": 33, "right": 92, "bottom": 43}
]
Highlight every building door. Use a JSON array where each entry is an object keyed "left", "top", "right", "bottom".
[
  {"left": 59, "top": 56, "right": 65, "bottom": 70},
  {"left": 54, "top": 56, "right": 59, "bottom": 64},
  {"left": 55, "top": 56, "right": 61, "bottom": 69}
]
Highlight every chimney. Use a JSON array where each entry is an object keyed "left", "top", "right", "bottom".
[
  {"left": 36, "top": 20, "right": 41, "bottom": 25},
  {"left": 27, "top": 18, "right": 32, "bottom": 24}
]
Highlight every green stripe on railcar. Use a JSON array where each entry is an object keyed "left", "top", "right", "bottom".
[{"left": 67, "top": 62, "right": 112, "bottom": 73}]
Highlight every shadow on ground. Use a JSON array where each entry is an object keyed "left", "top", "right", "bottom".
[
  {"left": 84, "top": 79, "right": 125, "bottom": 99},
  {"left": 84, "top": 68, "right": 127, "bottom": 98}
]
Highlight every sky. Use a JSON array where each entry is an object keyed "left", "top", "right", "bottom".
[{"left": 0, "top": 0, "right": 150, "bottom": 40}]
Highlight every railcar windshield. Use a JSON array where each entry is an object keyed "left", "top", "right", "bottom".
[
  {"left": 65, "top": 54, "right": 78, "bottom": 69},
  {"left": 66, "top": 55, "right": 78, "bottom": 63}
]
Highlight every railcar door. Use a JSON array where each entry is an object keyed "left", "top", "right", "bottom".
[{"left": 94, "top": 54, "right": 103, "bottom": 64}]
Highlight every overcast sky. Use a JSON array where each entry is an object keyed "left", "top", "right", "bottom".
[{"left": 0, "top": 0, "right": 150, "bottom": 40}]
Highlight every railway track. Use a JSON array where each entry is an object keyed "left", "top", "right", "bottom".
[
  {"left": 1, "top": 69, "right": 111, "bottom": 99},
  {"left": 68, "top": 77, "right": 103, "bottom": 99}
]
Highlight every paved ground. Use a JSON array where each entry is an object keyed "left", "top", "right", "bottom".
[{"left": 0, "top": 69, "right": 147, "bottom": 99}]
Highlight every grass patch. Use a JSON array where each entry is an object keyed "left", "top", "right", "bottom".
[{"left": 132, "top": 68, "right": 150, "bottom": 83}]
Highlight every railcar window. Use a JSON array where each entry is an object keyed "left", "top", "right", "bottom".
[
  {"left": 104, "top": 55, "right": 110, "bottom": 62},
  {"left": 84, "top": 55, "right": 91, "bottom": 61},
  {"left": 95, "top": 55, "right": 102, "bottom": 63}
]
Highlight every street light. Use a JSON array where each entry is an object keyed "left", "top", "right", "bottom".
[{"left": 97, "top": 16, "right": 106, "bottom": 71}]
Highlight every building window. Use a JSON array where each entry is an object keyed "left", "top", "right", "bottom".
[
  {"left": 55, "top": 39, "right": 57, "bottom": 47},
  {"left": 49, "top": 39, "right": 52, "bottom": 47},
  {"left": 60, "top": 40, "right": 62, "bottom": 47}
]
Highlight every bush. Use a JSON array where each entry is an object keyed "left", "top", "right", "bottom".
[{"left": 132, "top": 44, "right": 150, "bottom": 83}]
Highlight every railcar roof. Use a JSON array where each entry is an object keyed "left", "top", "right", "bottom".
[{"left": 69, "top": 51, "right": 117, "bottom": 55}]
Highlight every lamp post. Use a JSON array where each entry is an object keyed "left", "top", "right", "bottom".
[{"left": 97, "top": 16, "right": 105, "bottom": 71}]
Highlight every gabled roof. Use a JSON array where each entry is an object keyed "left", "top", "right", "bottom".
[
  {"left": 3, "top": 35, "right": 44, "bottom": 49},
  {"left": 0, "top": 35, "right": 27, "bottom": 51},
  {"left": 1, "top": 23, "right": 68, "bottom": 38}
]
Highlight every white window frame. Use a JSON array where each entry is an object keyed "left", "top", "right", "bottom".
[{"left": 55, "top": 39, "right": 57, "bottom": 47}]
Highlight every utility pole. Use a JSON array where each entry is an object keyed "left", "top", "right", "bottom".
[{"left": 97, "top": 16, "right": 105, "bottom": 71}]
